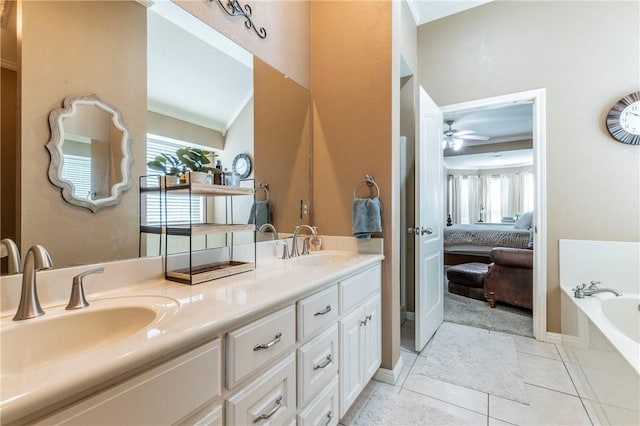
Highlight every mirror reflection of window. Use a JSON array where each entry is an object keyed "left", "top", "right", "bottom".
[
  {"left": 61, "top": 153, "right": 92, "bottom": 200},
  {"left": 61, "top": 105, "right": 124, "bottom": 201}
]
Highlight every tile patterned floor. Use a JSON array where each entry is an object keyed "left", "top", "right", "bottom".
[{"left": 340, "top": 321, "right": 596, "bottom": 426}]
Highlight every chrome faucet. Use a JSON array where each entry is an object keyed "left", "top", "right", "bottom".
[
  {"left": 573, "top": 281, "right": 623, "bottom": 298},
  {"left": 1, "top": 238, "right": 21, "bottom": 274},
  {"left": 66, "top": 267, "right": 105, "bottom": 310},
  {"left": 13, "top": 245, "right": 53, "bottom": 321},
  {"left": 291, "top": 225, "right": 317, "bottom": 257},
  {"left": 258, "top": 223, "right": 279, "bottom": 240}
]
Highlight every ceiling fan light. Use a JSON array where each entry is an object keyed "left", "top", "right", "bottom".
[{"left": 453, "top": 139, "right": 463, "bottom": 151}]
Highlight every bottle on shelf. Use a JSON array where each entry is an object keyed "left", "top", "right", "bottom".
[{"left": 214, "top": 160, "right": 223, "bottom": 185}]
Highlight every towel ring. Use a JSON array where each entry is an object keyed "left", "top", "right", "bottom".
[
  {"left": 256, "top": 183, "right": 269, "bottom": 202},
  {"left": 353, "top": 175, "right": 380, "bottom": 199}
]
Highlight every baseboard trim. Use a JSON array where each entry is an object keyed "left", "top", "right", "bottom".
[
  {"left": 542, "top": 331, "right": 569, "bottom": 345},
  {"left": 405, "top": 311, "right": 415, "bottom": 321},
  {"left": 374, "top": 357, "right": 404, "bottom": 385}
]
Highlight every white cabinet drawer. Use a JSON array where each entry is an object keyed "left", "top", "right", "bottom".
[
  {"left": 226, "top": 353, "right": 296, "bottom": 426},
  {"left": 226, "top": 305, "right": 296, "bottom": 389},
  {"left": 297, "top": 285, "right": 338, "bottom": 342},
  {"left": 297, "top": 324, "right": 339, "bottom": 407},
  {"left": 297, "top": 376, "right": 338, "bottom": 426},
  {"left": 38, "top": 339, "right": 221, "bottom": 425},
  {"left": 340, "top": 265, "right": 381, "bottom": 314}
]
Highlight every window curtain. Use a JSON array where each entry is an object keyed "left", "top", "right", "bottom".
[
  {"left": 500, "top": 173, "right": 531, "bottom": 217},
  {"left": 467, "top": 175, "right": 480, "bottom": 224},
  {"left": 449, "top": 175, "right": 463, "bottom": 224},
  {"left": 479, "top": 175, "right": 492, "bottom": 222}
]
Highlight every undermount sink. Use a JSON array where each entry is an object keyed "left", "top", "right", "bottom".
[
  {"left": 290, "top": 251, "right": 355, "bottom": 267},
  {"left": 1, "top": 296, "right": 179, "bottom": 375}
]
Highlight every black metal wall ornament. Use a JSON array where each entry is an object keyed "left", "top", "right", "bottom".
[{"left": 212, "top": 0, "right": 267, "bottom": 39}]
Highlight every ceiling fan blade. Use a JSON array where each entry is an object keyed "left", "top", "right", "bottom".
[
  {"left": 459, "top": 134, "right": 490, "bottom": 141},
  {"left": 453, "top": 130, "right": 475, "bottom": 136}
]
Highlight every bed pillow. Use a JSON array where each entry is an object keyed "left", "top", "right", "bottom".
[{"left": 514, "top": 211, "right": 533, "bottom": 229}]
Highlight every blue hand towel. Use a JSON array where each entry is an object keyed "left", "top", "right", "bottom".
[
  {"left": 248, "top": 200, "right": 271, "bottom": 228},
  {"left": 352, "top": 197, "right": 382, "bottom": 239}
]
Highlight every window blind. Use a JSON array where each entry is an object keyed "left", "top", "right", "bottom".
[
  {"left": 146, "top": 136, "right": 204, "bottom": 224},
  {"left": 61, "top": 154, "right": 92, "bottom": 200}
]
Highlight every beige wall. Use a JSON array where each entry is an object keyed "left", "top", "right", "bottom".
[
  {"left": 417, "top": 0, "right": 640, "bottom": 332},
  {"left": 174, "top": 0, "right": 310, "bottom": 90},
  {"left": 254, "top": 57, "right": 311, "bottom": 232},
  {"left": 20, "top": 1, "right": 147, "bottom": 267},
  {"left": 311, "top": 1, "right": 398, "bottom": 370},
  {"left": 1, "top": 68, "right": 18, "bottom": 274}
]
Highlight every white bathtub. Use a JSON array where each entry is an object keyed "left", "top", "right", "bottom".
[{"left": 560, "top": 239, "right": 640, "bottom": 425}]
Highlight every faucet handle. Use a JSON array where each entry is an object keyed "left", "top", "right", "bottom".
[
  {"left": 275, "top": 241, "right": 290, "bottom": 260},
  {"left": 588, "top": 281, "right": 601, "bottom": 290},
  {"left": 66, "top": 267, "right": 104, "bottom": 310},
  {"left": 302, "top": 239, "right": 310, "bottom": 255},
  {"left": 572, "top": 283, "right": 586, "bottom": 291}
]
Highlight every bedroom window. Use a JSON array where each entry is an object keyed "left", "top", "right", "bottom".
[{"left": 448, "top": 172, "right": 534, "bottom": 224}]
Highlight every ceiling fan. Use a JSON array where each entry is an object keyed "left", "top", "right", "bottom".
[{"left": 442, "top": 119, "right": 489, "bottom": 151}]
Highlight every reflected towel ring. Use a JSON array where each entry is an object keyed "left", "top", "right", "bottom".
[
  {"left": 353, "top": 175, "right": 380, "bottom": 199},
  {"left": 256, "top": 183, "right": 269, "bottom": 202}
]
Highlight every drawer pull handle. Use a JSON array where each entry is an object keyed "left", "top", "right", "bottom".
[
  {"left": 313, "top": 354, "right": 333, "bottom": 370},
  {"left": 314, "top": 305, "right": 332, "bottom": 316},
  {"left": 366, "top": 314, "right": 372, "bottom": 321},
  {"left": 322, "top": 411, "right": 333, "bottom": 426},
  {"left": 253, "top": 332, "right": 282, "bottom": 351},
  {"left": 253, "top": 395, "right": 283, "bottom": 423},
  {"left": 360, "top": 318, "right": 368, "bottom": 326}
]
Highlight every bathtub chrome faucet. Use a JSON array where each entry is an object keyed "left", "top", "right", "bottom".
[
  {"left": 573, "top": 281, "right": 623, "bottom": 298},
  {"left": 13, "top": 245, "right": 53, "bottom": 321}
]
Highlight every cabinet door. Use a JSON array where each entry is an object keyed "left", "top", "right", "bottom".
[
  {"left": 339, "top": 306, "right": 364, "bottom": 418},
  {"left": 363, "top": 293, "right": 381, "bottom": 383}
]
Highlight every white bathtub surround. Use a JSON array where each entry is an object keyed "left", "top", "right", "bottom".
[{"left": 559, "top": 239, "right": 640, "bottom": 425}]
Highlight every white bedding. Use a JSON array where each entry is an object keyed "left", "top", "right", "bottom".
[{"left": 444, "top": 223, "right": 532, "bottom": 252}]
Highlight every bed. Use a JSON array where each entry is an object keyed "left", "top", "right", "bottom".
[{"left": 443, "top": 223, "right": 533, "bottom": 256}]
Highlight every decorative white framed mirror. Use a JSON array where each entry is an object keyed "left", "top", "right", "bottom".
[{"left": 46, "top": 94, "right": 133, "bottom": 213}]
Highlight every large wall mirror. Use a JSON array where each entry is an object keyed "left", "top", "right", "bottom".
[
  {"left": 1, "top": 0, "right": 311, "bottom": 272},
  {"left": 46, "top": 94, "right": 133, "bottom": 213}
]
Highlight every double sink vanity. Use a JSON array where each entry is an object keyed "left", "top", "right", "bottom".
[{"left": 0, "top": 238, "right": 384, "bottom": 425}]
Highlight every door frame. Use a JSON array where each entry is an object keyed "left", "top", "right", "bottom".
[{"left": 440, "top": 88, "right": 547, "bottom": 341}]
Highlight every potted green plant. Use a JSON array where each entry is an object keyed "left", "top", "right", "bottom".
[
  {"left": 146, "top": 153, "right": 186, "bottom": 184},
  {"left": 176, "top": 147, "right": 220, "bottom": 183}
]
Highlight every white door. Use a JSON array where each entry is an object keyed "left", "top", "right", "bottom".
[{"left": 412, "top": 86, "right": 444, "bottom": 352}]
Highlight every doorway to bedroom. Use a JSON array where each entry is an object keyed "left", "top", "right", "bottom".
[
  {"left": 401, "top": 89, "right": 547, "bottom": 349},
  {"left": 441, "top": 100, "right": 535, "bottom": 338}
]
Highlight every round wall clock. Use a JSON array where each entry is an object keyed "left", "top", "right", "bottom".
[
  {"left": 606, "top": 91, "right": 640, "bottom": 145},
  {"left": 232, "top": 153, "right": 252, "bottom": 179}
]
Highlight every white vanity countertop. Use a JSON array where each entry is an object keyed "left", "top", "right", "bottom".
[{"left": 0, "top": 251, "right": 384, "bottom": 423}]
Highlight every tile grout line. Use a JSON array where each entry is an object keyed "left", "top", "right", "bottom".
[
  {"left": 555, "top": 343, "right": 596, "bottom": 426},
  {"left": 401, "top": 386, "right": 491, "bottom": 419}
]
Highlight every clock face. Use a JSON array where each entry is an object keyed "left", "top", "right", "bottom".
[
  {"left": 232, "top": 154, "right": 252, "bottom": 179},
  {"left": 620, "top": 102, "right": 640, "bottom": 135},
  {"left": 606, "top": 91, "right": 640, "bottom": 145}
]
